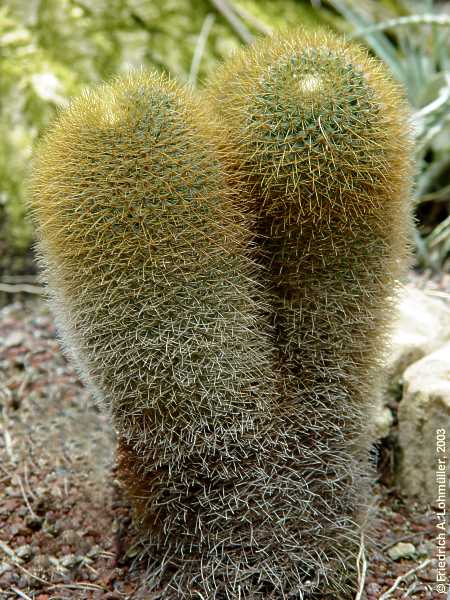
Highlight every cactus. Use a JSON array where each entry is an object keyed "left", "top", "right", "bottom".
[
  {"left": 32, "top": 69, "right": 358, "bottom": 599},
  {"left": 205, "top": 27, "right": 413, "bottom": 598},
  {"left": 30, "top": 28, "right": 413, "bottom": 598},
  {"left": 30, "top": 71, "right": 284, "bottom": 596}
]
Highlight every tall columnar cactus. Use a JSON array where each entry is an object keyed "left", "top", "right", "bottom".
[
  {"left": 31, "top": 69, "right": 361, "bottom": 599},
  {"left": 30, "top": 71, "right": 282, "bottom": 596},
  {"left": 30, "top": 28, "right": 413, "bottom": 599},
  {"left": 205, "top": 27, "right": 413, "bottom": 597}
]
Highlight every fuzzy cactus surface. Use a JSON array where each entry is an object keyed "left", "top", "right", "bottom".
[
  {"left": 30, "top": 26, "right": 413, "bottom": 598},
  {"left": 30, "top": 70, "right": 276, "bottom": 453},
  {"left": 29, "top": 71, "right": 294, "bottom": 597},
  {"left": 205, "top": 28, "right": 413, "bottom": 598}
]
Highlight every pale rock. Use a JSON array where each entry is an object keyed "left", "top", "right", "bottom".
[
  {"left": 397, "top": 343, "right": 450, "bottom": 505},
  {"left": 60, "top": 553, "right": 83, "bottom": 569},
  {"left": 4, "top": 331, "right": 25, "bottom": 348},
  {"left": 387, "top": 542, "right": 416, "bottom": 561},
  {"left": 15, "top": 544, "right": 33, "bottom": 560},
  {"left": 373, "top": 405, "right": 394, "bottom": 440},
  {"left": 387, "top": 287, "right": 450, "bottom": 385}
]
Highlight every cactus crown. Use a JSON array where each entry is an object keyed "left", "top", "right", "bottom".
[
  {"left": 207, "top": 29, "right": 412, "bottom": 224},
  {"left": 32, "top": 71, "right": 240, "bottom": 263}
]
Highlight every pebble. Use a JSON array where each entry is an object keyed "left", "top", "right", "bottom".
[
  {"left": 32, "top": 554, "right": 51, "bottom": 571},
  {"left": 4, "top": 486, "right": 21, "bottom": 498},
  {"left": 87, "top": 544, "right": 103, "bottom": 558},
  {"left": 60, "top": 553, "right": 83, "bottom": 568},
  {"left": 4, "top": 331, "right": 25, "bottom": 348},
  {"left": 417, "top": 541, "right": 433, "bottom": 556},
  {"left": 366, "top": 582, "right": 381, "bottom": 595},
  {"left": 387, "top": 541, "right": 416, "bottom": 560},
  {"left": 15, "top": 544, "right": 34, "bottom": 560}
]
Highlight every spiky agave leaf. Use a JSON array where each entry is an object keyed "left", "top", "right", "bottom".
[{"left": 205, "top": 28, "right": 414, "bottom": 598}]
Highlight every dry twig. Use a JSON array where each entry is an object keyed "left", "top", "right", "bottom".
[
  {"left": 15, "top": 474, "right": 38, "bottom": 519},
  {"left": 48, "top": 582, "right": 108, "bottom": 592},
  {"left": 0, "top": 540, "right": 19, "bottom": 562},
  {"left": 2, "top": 426, "right": 16, "bottom": 463},
  {"left": 1, "top": 404, "right": 16, "bottom": 464},
  {"left": 10, "top": 587, "right": 33, "bottom": 600},
  {"left": 379, "top": 558, "right": 433, "bottom": 600},
  {"left": 0, "top": 540, "right": 49, "bottom": 585},
  {"left": 355, "top": 533, "right": 367, "bottom": 600}
]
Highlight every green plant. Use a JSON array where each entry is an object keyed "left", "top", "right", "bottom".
[
  {"left": 30, "top": 69, "right": 296, "bottom": 598},
  {"left": 30, "top": 28, "right": 413, "bottom": 599},
  {"left": 205, "top": 27, "right": 413, "bottom": 598},
  {"left": 0, "top": 6, "right": 79, "bottom": 270},
  {"left": 1, "top": 1, "right": 338, "bottom": 275}
]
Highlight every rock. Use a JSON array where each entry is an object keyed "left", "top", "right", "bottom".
[
  {"left": 387, "top": 287, "right": 450, "bottom": 386},
  {"left": 366, "top": 582, "right": 381, "bottom": 595},
  {"left": 15, "top": 544, "right": 33, "bottom": 560},
  {"left": 397, "top": 343, "right": 450, "bottom": 506},
  {"left": 60, "top": 553, "right": 83, "bottom": 569},
  {"left": 60, "top": 529, "right": 81, "bottom": 546},
  {"left": 0, "top": 302, "right": 24, "bottom": 321},
  {"left": 387, "top": 542, "right": 416, "bottom": 561},
  {"left": 32, "top": 554, "right": 51, "bottom": 572},
  {"left": 86, "top": 545, "right": 102, "bottom": 558},
  {"left": 373, "top": 405, "right": 394, "bottom": 439},
  {"left": 417, "top": 541, "right": 434, "bottom": 557},
  {"left": 0, "top": 563, "right": 11, "bottom": 576},
  {"left": 3, "top": 331, "right": 25, "bottom": 348}
]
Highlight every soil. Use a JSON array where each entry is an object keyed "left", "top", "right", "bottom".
[{"left": 0, "top": 274, "right": 449, "bottom": 599}]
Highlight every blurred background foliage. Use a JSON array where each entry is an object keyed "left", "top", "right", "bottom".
[{"left": 1, "top": 0, "right": 449, "bottom": 275}]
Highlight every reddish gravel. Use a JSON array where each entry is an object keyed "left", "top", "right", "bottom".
[{"left": 0, "top": 283, "right": 448, "bottom": 599}]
